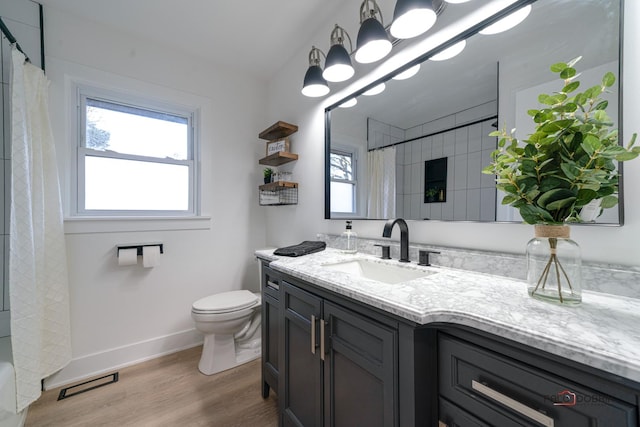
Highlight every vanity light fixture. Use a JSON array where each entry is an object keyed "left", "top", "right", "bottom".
[
  {"left": 363, "top": 83, "right": 386, "bottom": 96},
  {"left": 390, "top": 0, "right": 437, "bottom": 40},
  {"left": 479, "top": 4, "right": 532, "bottom": 35},
  {"left": 392, "top": 64, "right": 421, "bottom": 80},
  {"left": 323, "top": 25, "right": 355, "bottom": 83},
  {"left": 355, "top": 0, "right": 392, "bottom": 64},
  {"left": 301, "top": 46, "right": 330, "bottom": 97},
  {"left": 429, "top": 39, "right": 466, "bottom": 61},
  {"left": 339, "top": 98, "right": 358, "bottom": 108}
]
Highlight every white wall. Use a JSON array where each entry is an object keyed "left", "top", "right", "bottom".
[
  {"left": 42, "top": 6, "right": 268, "bottom": 386},
  {"left": 264, "top": 0, "right": 640, "bottom": 269}
]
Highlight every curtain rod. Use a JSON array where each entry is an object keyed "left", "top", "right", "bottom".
[
  {"left": 367, "top": 115, "right": 498, "bottom": 152},
  {"left": 0, "top": 17, "right": 31, "bottom": 62}
]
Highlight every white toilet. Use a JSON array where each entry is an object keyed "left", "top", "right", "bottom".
[{"left": 191, "top": 290, "right": 262, "bottom": 375}]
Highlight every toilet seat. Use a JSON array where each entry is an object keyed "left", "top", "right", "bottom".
[{"left": 192, "top": 290, "right": 259, "bottom": 314}]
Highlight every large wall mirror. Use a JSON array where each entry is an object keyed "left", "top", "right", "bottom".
[{"left": 325, "top": 0, "right": 622, "bottom": 224}]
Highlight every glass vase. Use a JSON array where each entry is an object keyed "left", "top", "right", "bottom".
[{"left": 526, "top": 225, "right": 582, "bottom": 305}]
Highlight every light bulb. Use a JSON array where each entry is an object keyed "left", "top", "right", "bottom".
[
  {"left": 355, "top": 39, "right": 392, "bottom": 64},
  {"left": 363, "top": 83, "right": 386, "bottom": 96},
  {"left": 393, "top": 64, "right": 421, "bottom": 80},
  {"left": 390, "top": 8, "right": 437, "bottom": 39},
  {"left": 323, "top": 63, "right": 355, "bottom": 83},
  {"left": 429, "top": 40, "right": 466, "bottom": 61},
  {"left": 479, "top": 5, "right": 532, "bottom": 35},
  {"left": 339, "top": 98, "right": 358, "bottom": 108},
  {"left": 301, "top": 84, "right": 330, "bottom": 97}
]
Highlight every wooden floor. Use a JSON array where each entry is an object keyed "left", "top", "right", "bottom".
[{"left": 25, "top": 346, "right": 279, "bottom": 427}]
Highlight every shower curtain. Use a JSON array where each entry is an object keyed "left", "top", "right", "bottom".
[
  {"left": 367, "top": 147, "right": 396, "bottom": 218},
  {"left": 9, "top": 48, "right": 71, "bottom": 412}
]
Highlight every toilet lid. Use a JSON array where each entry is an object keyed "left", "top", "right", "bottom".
[{"left": 192, "top": 290, "right": 259, "bottom": 314}]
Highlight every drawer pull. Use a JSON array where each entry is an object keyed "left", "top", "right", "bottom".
[
  {"left": 320, "top": 319, "right": 326, "bottom": 361},
  {"left": 472, "top": 380, "right": 554, "bottom": 427},
  {"left": 266, "top": 280, "right": 279, "bottom": 290},
  {"left": 311, "top": 315, "right": 316, "bottom": 354}
]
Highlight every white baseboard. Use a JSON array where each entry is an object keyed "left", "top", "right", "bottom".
[{"left": 45, "top": 328, "right": 203, "bottom": 389}]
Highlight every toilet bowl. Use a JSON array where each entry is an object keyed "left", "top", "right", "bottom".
[{"left": 191, "top": 290, "right": 262, "bottom": 375}]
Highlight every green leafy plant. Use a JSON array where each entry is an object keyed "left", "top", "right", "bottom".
[
  {"left": 425, "top": 188, "right": 438, "bottom": 198},
  {"left": 263, "top": 167, "right": 273, "bottom": 178},
  {"left": 483, "top": 56, "right": 639, "bottom": 224}
]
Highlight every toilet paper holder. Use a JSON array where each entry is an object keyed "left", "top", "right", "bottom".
[{"left": 116, "top": 243, "right": 164, "bottom": 257}]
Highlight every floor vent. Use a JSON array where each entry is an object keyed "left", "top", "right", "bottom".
[{"left": 57, "top": 372, "right": 119, "bottom": 400}]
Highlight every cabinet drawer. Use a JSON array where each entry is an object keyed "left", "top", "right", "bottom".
[
  {"left": 438, "top": 333, "right": 636, "bottom": 427},
  {"left": 262, "top": 264, "right": 281, "bottom": 300}
]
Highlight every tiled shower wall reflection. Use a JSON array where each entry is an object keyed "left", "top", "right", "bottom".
[
  {"left": 0, "top": 1, "right": 43, "bottom": 336},
  {"left": 368, "top": 101, "right": 498, "bottom": 221},
  {"left": 396, "top": 116, "right": 497, "bottom": 221}
]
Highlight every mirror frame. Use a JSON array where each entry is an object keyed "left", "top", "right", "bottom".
[{"left": 324, "top": 0, "right": 625, "bottom": 225}]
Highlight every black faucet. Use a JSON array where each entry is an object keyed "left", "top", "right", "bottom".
[{"left": 382, "top": 218, "right": 410, "bottom": 263}]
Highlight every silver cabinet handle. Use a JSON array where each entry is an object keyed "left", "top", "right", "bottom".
[
  {"left": 472, "top": 380, "right": 554, "bottom": 427},
  {"left": 320, "top": 319, "right": 326, "bottom": 361},
  {"left": 266, "top": 280, "right": 279, "bottom": 290},
  {"left": 310, "top": 315, "right": 316, "bottom": 354}
]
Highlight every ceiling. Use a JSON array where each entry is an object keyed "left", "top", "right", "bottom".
[{"left": 38, "top": 0, "right": 341, "bottom": 81}]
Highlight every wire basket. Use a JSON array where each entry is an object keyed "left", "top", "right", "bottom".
[{"left": 259, "top": 186, "right": 298, "bottom": 206}]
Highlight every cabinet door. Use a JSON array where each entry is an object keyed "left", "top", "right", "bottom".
[
  {"left": 439, "top": 397, "right": 491, "bottom": 427},
  {"left": 262, "top": 264, "right": 281, "bottom": 398},
  {"left": 323, "top": 300, "right": 397, "bottom": 427},
  {"left": 282, "top": 281, "right": 323, "bottom": 427},
  {"left": 262, "top": 292, "right": 280, "bottom": 397}
]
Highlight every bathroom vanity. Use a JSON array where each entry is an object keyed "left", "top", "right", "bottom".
[{"left": 258, "top": 249, "right": 640, "bottom": 427}]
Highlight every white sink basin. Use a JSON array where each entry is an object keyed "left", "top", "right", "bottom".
[{"left": 322, "top": 259, "right": 437, "bottom": 284}]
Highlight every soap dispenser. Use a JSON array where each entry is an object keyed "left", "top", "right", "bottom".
[{"left": 341, "top": 221, "right": 358, "bottom": 254}]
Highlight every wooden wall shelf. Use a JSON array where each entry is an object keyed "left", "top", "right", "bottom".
[
  {"left": 258, "top": 121, "right": 299, "bottom": 206},
  {"left": 259, "top": 121, "right": 298, "bottom": 140},
  {"left": 259, "top": 181, "right": 298, "bottom": 191},
  {"left": 259, "top": 152, "right": 299, "bottom": 166}
]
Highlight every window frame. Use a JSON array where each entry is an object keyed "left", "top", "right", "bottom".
[
  {"left": 73, "top": 85, "right": 199, "bottom": 217},
  {"left": 330, "top": 147, "right": 358, "bottom": 215}
]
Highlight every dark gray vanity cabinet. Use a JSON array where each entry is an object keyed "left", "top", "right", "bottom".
[
  {"left": 260, "top": 260, "right": 640, "bottom": 427},
  {"left": 281, "top": 279, "right": 397, "bottom": 427},
  {"left": 261, "top": 264, "right": 282, "bottom": 398}
]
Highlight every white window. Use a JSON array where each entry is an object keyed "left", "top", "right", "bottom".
[
  {"left": 76, "top": 88, "right": 198, "bottom": 216},
  {"left": 330, "top": 148, "right": 357, "bottom": 214}
]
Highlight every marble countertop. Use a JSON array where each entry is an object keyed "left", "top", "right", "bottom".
[{"left": 256, "top": 248, "right": 640, "bottom": 384}]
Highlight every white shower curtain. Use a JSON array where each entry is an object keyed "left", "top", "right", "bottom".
[
  {"left": 9, "top": 48, "right": 71, "bottom": 412},
  {"left": 367, "top": 147, "right": 396, "bottom": 218}
]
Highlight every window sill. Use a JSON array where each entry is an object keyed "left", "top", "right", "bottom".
[{"left": 63, "top": 216, "right": 211, "bottom": 234}]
